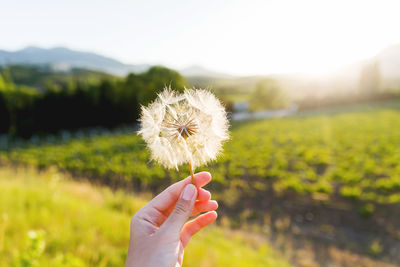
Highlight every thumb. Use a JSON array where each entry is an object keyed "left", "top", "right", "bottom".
[{"left": 160, "top": 184, "right": 197, "bottom": 235}]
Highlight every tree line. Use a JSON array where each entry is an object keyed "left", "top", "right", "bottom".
[{"left": 0, "top": 66, "right": 187, "bottom": 137}]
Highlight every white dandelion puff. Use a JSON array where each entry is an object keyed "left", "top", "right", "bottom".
[{"left": 138, "top": 87, "right": 229, "bottom": 181}]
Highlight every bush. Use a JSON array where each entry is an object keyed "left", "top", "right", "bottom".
[
  {"left": 249, "top": 79, "right": 288, "bottom": 111},
  {"left": 0, "top": 66, "right": 187, "bottom": 137}
]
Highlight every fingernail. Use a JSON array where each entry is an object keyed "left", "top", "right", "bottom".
[{"left": 182, "top": 184, "right": 196, "bottom": 200}]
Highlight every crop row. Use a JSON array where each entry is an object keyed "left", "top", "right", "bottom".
[{"left": 1, "top": 105, "right": 400, "bottom": 205}]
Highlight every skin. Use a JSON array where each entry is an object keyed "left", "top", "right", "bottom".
[{"left": 126, "top": 172, "right": 218, "bottom": 267}]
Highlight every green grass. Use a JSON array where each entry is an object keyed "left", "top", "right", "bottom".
[
  {"left": 0, "top": 167, "right": 290, "bottom": 267},
  {"left": 1, "top": 101, "right": 400, "bottom": 206}
]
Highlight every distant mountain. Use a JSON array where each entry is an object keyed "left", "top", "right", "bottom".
[
  {"left": 0, "top": 46, "right": 149, "bottom": 76},
  {"left": 1, "top": 44, "right": 399, "bottom": 86},
  {"left": 180, "top": 65, "right": 233, "bottom": 78}
]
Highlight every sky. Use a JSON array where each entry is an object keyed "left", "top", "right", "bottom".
[{"left": 1, "top": 0, "right": 400, "bottom": 75}]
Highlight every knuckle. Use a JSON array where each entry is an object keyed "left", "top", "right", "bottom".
[{"left": 174, "top": 200, "right": 189, "bottom": 215}]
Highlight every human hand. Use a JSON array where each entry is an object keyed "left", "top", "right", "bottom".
[{"left": 125, "top": 172, "right": 218, "bottom": 267}]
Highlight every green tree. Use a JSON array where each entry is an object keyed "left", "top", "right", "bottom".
[
  {"left": 138, "top": 66, "right": 187, "bottom": 105},
  {"left": 0, "top": 65, "right": 189, "bottom": 136},
  {"left": 0, "top": 68, "right": 14, "bottom": 90},
  {"left": 249, "top": 79, "right": 288, "bottom": 111},
  {"left": 0, "top": 73, "right": 5, "bottom": 89}
]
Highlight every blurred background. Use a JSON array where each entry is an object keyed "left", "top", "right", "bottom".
[{"left": 1, "top": 0, "right": 400, "bottom": 266}]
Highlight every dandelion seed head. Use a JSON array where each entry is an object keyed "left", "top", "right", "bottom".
[{"left": 138, "top": 87, "right": 229, "bottom": 170}]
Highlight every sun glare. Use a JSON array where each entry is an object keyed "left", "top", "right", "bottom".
[
  {"left": 1, "top": 0, "right": 400, "bottom": 76},
  {"left": 174, "top": 0, "right": 400, "bottom": 75}
]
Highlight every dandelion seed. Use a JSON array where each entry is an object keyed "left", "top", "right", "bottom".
[{"left": 138, "top": 87, "right": 229, "bottom": 182}]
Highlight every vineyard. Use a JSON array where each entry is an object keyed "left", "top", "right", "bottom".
[
  {"left": 1, "top": 101, "right": 399, "bottom": 205},
  {"left": 1, "top": 100, "right": 400, "bottom": 265}
]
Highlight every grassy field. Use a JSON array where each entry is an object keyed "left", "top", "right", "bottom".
[{"left": 0, "top": 167, "right": 289, "bottom": 267}]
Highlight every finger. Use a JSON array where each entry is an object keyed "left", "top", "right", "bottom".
[
  {"left": 197, "top": 188, "right": 211, "bottom": 202},
  {"left": 178, "top": 242, "right": 184, "bottom": 266},
  {"left": 141, "top": 172, "right": 211, "bottom": 225},
  {"left": 148, "top": 172, "right": 211, "bottom": 212},
  {"left": 180, "top": 211, "right": 218, "bottom": 248},
  {"left": 193, "top": 172, "right": 212, "bottom": 188},
  {"left": 191, "top": 200, "right": 218, "bottom": 216},
  {"left": 159, "top": 184, "right": 197, "bottom": 235}
]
